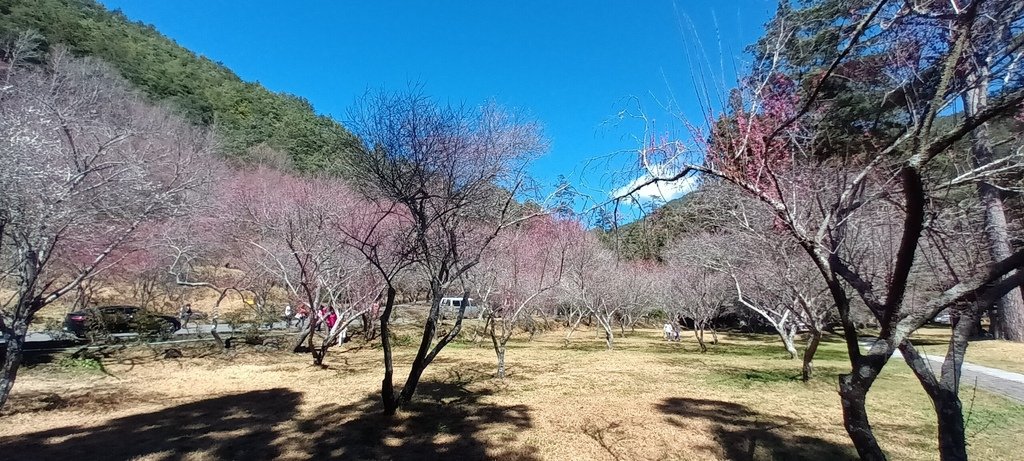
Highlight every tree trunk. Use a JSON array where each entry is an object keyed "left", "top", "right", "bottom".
[
  {"left": 599, "top": 317, "right": 615, "bottom": 350},
  {"left": 964, "top": 63, "right": 1024, "bottom": 342},
  {"left": 487, "top": 314, "right": 508, "bottom": 379},
  {"left": 838, "top": 372, "right": 886, "bottom": 461},
  {"left": 694, "top": 328, "right": 707, "bottom": 353},
  {"left": 934, "top": 389, "right": 968, "bottom": 461},
  {"left": 802, "top": 329, "right": 822, "bottom": 382},
  {"left": 564, "top": 310, "right": 585, "bottom": 344},
  {"left": 379, "top": 287, "right": 399, "bottom": 415},
  {"left": 496, "top": 347, "right": 506, "bottom": 379},
  {"left": 398, "top": 283, "right": 443, "bottom": 405},
  {"left": 0, "top": 319, "right": 29, "bottom": 410},
  {"left": 901, "top": 313, "right": 973, "bottom": 461},
  {"left": 778, "top": 327, "right": 797, "bottom": 359},
  {"left": 291, "top": 325, "right": 312, "bottom": 353}
]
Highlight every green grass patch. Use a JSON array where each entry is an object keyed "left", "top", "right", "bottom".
[{"left": 56, "top": 356, "right": 103, "bottom": 371}]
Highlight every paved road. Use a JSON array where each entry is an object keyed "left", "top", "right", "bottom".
[
  {"left": 860, "top": 339, "right": 1024, "bottom": 404},
  {"left": 17, "top": 321, "right": 297, "bottom": 345}
]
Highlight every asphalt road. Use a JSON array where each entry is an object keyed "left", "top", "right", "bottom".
[
  {"left": 860, "top": 338, "right": 1024, "bottom": 404},
  {"left": 10, "top": 321, "right": 297, "bottom": 350}
]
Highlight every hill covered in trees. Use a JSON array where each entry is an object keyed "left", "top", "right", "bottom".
[{"left": 0, "top": 0, "right": 356, "bottom": 172}]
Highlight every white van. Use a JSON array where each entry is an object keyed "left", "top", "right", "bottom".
[{"left": 439, "top": 297, "right": 480, "bottom": 318}]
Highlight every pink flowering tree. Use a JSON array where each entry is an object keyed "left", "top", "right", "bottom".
[
  {"left": 475, "top": 215, "right": 579, "bottom": 378},
  {"left": 221, "top": 168, "right": 385, "bottom": 365}
]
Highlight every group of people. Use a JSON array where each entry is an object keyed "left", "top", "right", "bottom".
[{"left": 283, "top": 303, "right": 312, "bottom": 328}]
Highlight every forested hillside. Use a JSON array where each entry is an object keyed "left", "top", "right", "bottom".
[{"left": 0, "top": 0, "right": 356, "bottom": 172}]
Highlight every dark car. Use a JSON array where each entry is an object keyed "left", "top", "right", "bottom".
[{"left": 64, "top": 305, "right": 181, "bottom": 339}]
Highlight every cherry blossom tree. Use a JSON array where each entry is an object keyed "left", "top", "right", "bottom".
[
  {"left": 219, "top": 168, "right": 385, "bottom": 365},
  {"left": 475, "top": 215, "right": 577, "bottom": 378},
  {"left": 0, "top": 49, "right": 214, "bottom": 409}
]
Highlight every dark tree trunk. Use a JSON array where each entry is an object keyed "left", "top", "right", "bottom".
[
  {"left": 935, "top": 390, "right": 968, "bottom": 461},
  {"left": 694, "top": 328, "right": 707, "bottom": 353},
  {"left": 396, "top": 287, "right": 469, "bottom": 409},
  {"left": 379, "top": 287, "right": 399, "bottom": 415},
  {"left": 902, "top": 314, "right": 974, "bottom": 461},
  {"left": 838, "top": 371, "right": 886, "bottom": 461},
  {"left": 397, "top": 283, "right": 442, "bottom": 407},
  {"left": 0, "top": 319, "right": 29, "bottom": 410},
  {"left": 291, "top": 325, "right": 312, "bottom": 353}
]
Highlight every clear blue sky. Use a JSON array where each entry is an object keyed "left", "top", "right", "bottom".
[{"left": 99, "top": 0, "right": 774, "bottom": 201}]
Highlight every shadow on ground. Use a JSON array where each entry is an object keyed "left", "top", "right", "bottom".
[
  {"left": 0, "top": 388, "right": 300, "bottom": 460},
  {"left": 0, "top": 377, "right": 538, "bottom": 461},
  {"left": 292, "top": 370, "right": 537, "bottom": 460},
  {"left": 657, "top": 397, "right": 856, "bottom": 461}
]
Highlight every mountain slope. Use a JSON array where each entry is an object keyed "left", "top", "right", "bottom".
[{"left": 0, "top": 0, "right": 356, "bottom": 172}]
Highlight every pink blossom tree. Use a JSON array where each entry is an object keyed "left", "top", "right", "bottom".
[
  {"left": 476, "top": 215, "right": 578, "bottom": 378},
  {"left": 220, "top": 168, "right": 385, "bottom": 365}
]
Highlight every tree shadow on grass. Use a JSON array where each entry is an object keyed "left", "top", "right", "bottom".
[
  {"left": 0, "top": 388, "right": 301, "bottom": 461},
  {"left": 1, "top": 378, "right": 539, "bottom": 461},
  {"left": 657, "top": 397, "right": 856, "bottom": 461},
  {"left": 293, "top": 373, "right": 538, "bottom": 460}
]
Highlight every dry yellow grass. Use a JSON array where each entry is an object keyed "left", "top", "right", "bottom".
[{"left": 2, "top": 324, "right": 1022, "bottom": 460}]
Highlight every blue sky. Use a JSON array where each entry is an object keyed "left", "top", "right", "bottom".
[{"left": 99, "top": 0, "right": 774, "bottom": 204}]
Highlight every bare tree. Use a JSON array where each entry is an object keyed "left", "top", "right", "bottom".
[
  {"left": 0, "top": 49, "right": 214, "bottom": 409},
  {"left": 344, "top": 89, "right": 545, "bottom": 414},
  {"left": 561, "top": 233, "right": 648, "bottom": 350},
  {"left": 658, "top": 244, "right": 731, "bottom": 353},
  {"left": 680, "top": 190, "right": 834, "bottom": 378}
]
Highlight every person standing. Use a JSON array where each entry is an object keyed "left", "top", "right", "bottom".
[
  {"left": 300, "top": 304, "right": 311, "bottom": 328},
  {"left": 179, "top": 303, "right": 193, "bottom": 330}
]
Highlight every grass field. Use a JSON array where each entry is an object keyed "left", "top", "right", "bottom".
[{"left": 2, "top": 322, "right": 1022, "bottom": 460}]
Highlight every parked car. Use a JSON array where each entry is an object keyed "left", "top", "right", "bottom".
[
  {"left": 64, "top": 305, "right": 181, "bottom": 339},
  {"left": 931, "top": 309, "right": 952, "bottom": 325}
]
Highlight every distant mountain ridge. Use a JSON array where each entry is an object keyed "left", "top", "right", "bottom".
[{"left": 0, "top": 0, "right": 357, "bottom": 172}]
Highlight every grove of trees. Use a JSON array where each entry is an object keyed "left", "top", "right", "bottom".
[
  {"left": 1, "top": 1, "right": 1022, "bottom": 460},
  {"left": 616, "top": 1, "right": 1024, "bottom": 459}
]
